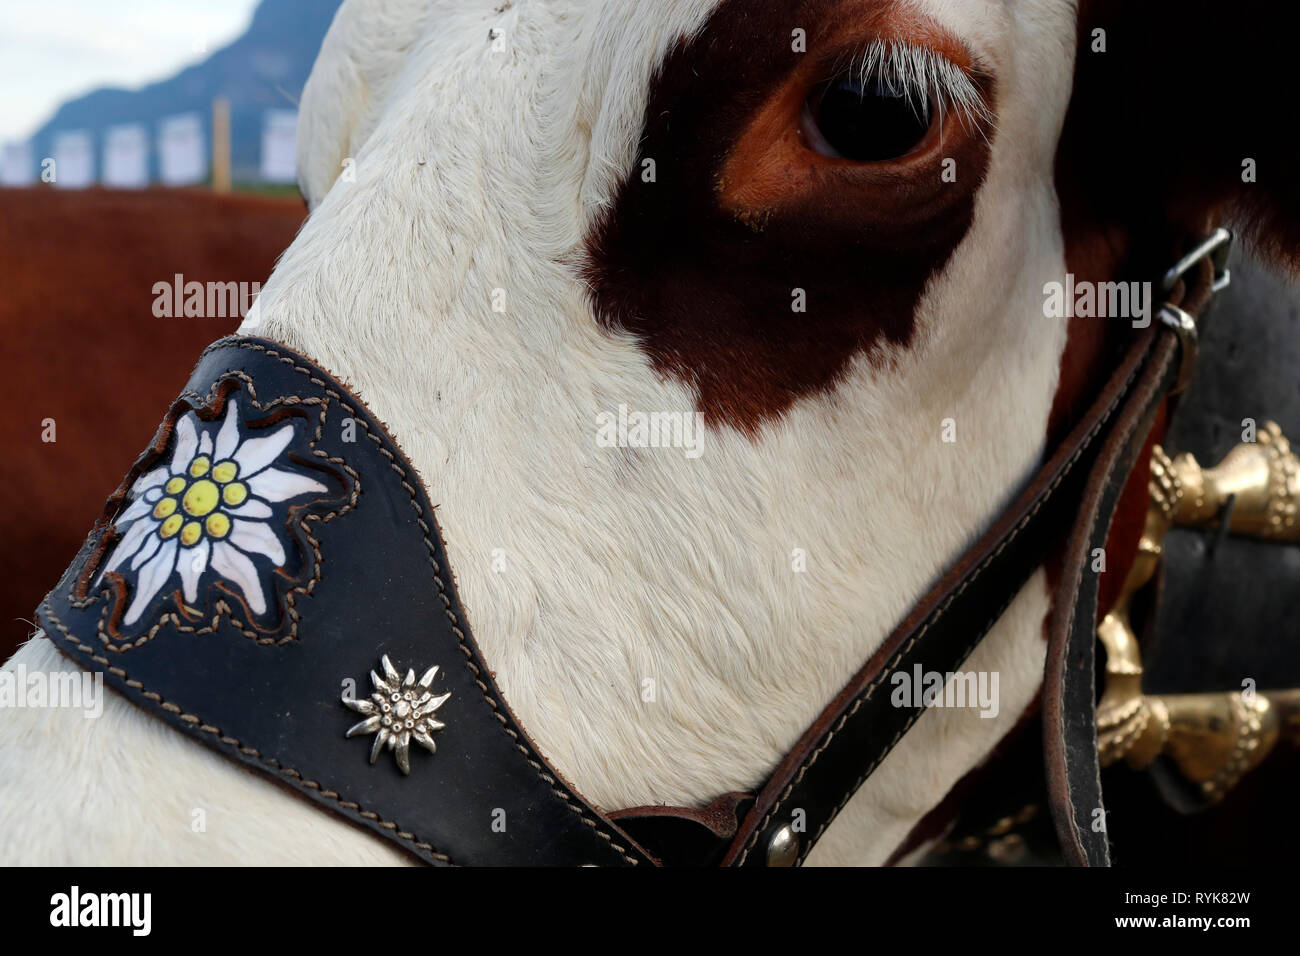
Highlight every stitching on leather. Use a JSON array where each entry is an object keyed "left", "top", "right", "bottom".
[
  {"left": 793, "top": 585, "right": 1024, "bottom": 865},
  {"left": 72, "top": 373, "right": 360, "bottom": 650},
  {"left": 41, "top": 596, "right": 453, "bottom": 864},
  {"left": 1051, "top": 361, "right": 1165, "bottom": 867},
  {"left": 1053, "top": 545, "right": 1091, "bottom": 862},
  {"left": 1063, "top": 499, "right": 1113, "bottom": 865},
  {"left": 735, "top": 350, "right": 1147, "bottom": 866},
  {"left": 176, "top": 340, "right": 642, "bottom": 865},
  {"left": 1053, "top": 469, "right": 1130, "bottom": 866}
]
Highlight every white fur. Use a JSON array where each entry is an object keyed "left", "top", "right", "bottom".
[{"left": 1, "top": 0, "right": 1079, "bottom": 865}]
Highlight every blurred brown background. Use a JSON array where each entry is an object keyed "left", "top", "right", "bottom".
[{"left": 0, "top": 186, "right": 305, "bottom": 658}]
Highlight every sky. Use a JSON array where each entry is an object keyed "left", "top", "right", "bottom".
[{"left": 0, "top": 0, "right": 262, "bottom": 141}]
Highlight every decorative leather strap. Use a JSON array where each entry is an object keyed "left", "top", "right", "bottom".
[
  {"left": 38, "top": 337, "right": 654, "bottom": 867},
  {"left": 722, "top": 310, "right": 1192, "bottom": 867},
  {"left": 1042, "top": 261, "right": 1217, "bottom": 865},
  {"left": 1041, "top": 331, "right": 1177, "bottom": 865}
]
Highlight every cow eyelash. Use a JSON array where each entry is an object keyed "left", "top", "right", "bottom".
[{"left": 836, "top": 39, "right": 992, "bottom": 132}]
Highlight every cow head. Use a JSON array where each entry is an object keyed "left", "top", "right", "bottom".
[{"left": 246, "top": 0, "right": 1297, "bottom": 863}]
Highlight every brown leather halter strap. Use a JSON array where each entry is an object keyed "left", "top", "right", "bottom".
[
  {"left": 614, "top": 244, "right": 1223, "bottom": 867},
  {"left": 1042, "top": 255, "right": 1219, "bottom": 866}
]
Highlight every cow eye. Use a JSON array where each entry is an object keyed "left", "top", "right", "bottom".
[{"left": 800, "top": 75, "right": 935, "bottom": 162}]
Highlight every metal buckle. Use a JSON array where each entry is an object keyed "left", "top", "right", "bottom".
[
  {"left": 1156, "top": 228, "right": 1234, "bottom": 395},
  {"left": 1161, "top": 226, "right": 1234, "bottom": 295},
  {"left": 1158, "top": 302, "right": 1199, "bottom": 395}
]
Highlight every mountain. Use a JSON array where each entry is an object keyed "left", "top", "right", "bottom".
[{"left": 28, "top": 0, "right": 343, "bottom": 182}]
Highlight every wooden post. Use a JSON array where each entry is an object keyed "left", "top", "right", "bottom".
[{"left": 211, "top": 97, "right": 231, "bottom": 193}]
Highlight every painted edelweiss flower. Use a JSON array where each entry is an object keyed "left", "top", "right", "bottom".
[
  {"left": 96, "top": 398, "right": 327, "bottom": 626},
  {"left": 344, "top": 655, "right": 450, "bottom": 774}
]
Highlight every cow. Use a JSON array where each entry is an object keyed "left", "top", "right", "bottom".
[{"left": 1, "top": 0, "right": 1296, "bottom": 865}]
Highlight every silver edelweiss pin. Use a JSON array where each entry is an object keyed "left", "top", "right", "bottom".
[{"left": 344, "top": 655, "right": 450, "bottom": 774}]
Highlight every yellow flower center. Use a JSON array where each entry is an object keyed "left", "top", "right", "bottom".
[
  {"left": 183, "top": 479, "right": 220, "bottom": 517},
  {"left": 154, "top": 455, "right": 251, "bottom": 547}
]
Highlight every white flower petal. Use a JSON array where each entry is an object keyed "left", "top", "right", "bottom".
[
  {"left": 211, "top": 541, "right": 267, "bottom": 615},
  {"left": 179, "top": 538, "right": 211, "bottom": 603},
  {"left": 225, "top": 499, "right": 272, "bottom": 519},
  {"left": 199, "top": 431, "right": 213, "bottom": 456},
  {"left": 214, "top": 399, "right": 241, "bottom": 460},
  {"left": 99, "top": 519, "right": 155, "bottom": 581},
  {"left": 170, "top": 415, "right": 199, "bottom": 475},
  {"left": 117, "top": 496, "right": 154, "bottom": 525},
  {"left": 228, "top": 519, "right": 286, "bottom": 566},
  {"left": 132, "top": 467, "right": 168, "bottom": 495},
  {"left": 130, "top": 533, "right": 161, "bottom": 571},
  {"left": 232, "top": 423, "right": 295, "bottom": 477},
  {"left": 123, "top": 539, "right": 178, "bottom": 626},
  {"left": 246, "top": 467, "right": 327, "bottom": 503}
]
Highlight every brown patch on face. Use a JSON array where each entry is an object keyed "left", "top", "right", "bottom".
[
  {"left": 582, "top": 0, "right": 995, "bottom": 433},
  {"left": 716, "top": 10, "right": 976, "bottom": 212}
]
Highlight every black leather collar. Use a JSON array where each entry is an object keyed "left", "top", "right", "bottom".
[{"left": 38, "top": 337, "right": 653, "bottom": 866}]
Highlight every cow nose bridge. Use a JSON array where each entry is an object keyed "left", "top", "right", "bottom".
[
  {"left": 251, "top": 138, "right": 573, "bottom": 343},
  {"left": 406, "top": 17, "right": 591, "bottom": 189},
  {"left": 252, "top": 18, "right": 596, "bottom": 338}
]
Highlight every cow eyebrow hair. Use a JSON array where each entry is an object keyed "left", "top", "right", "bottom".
[{"left": 844, "top": 38, "right": 993, "bottom": 133}]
